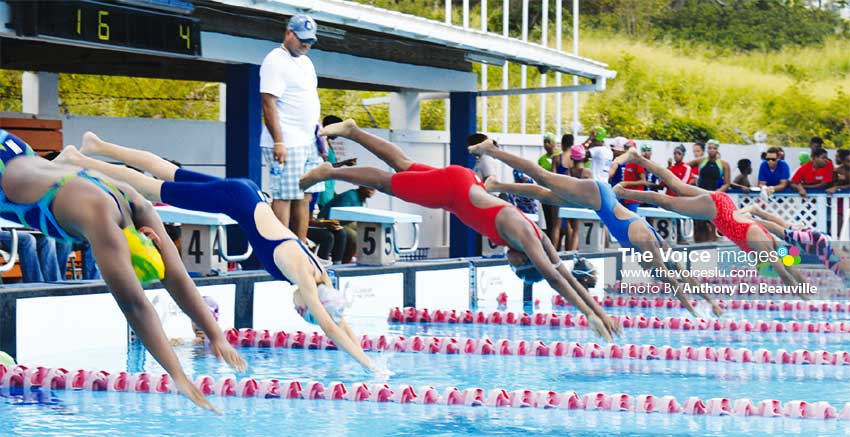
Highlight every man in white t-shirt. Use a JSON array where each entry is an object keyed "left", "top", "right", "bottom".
[
  {"left": 586, "top": 126, "right": 613, "bottom": 183},
  {"left": 260, "top": 14, "right": 322, "bottom": 241}
]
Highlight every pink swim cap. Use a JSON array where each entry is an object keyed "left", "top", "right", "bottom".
[{"left": 570, "top": 144, "right": 587, "bottom": 161}]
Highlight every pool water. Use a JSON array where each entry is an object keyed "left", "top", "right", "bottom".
[{"left": 5, "top": 303, "right": 850, "bottom": 436}]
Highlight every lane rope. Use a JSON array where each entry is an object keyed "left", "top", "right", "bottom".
[{"left": 1, "top": 364, "right": 846, "bottom": 419}]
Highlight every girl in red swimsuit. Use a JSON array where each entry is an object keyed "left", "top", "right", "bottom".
[
  {"left": 611, "top": 149, "right": 805, "bottom": 288},
  {"left": 300, "top": 119, "right": 618, "bottom": 341}
]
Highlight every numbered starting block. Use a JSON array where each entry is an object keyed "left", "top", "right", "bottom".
[
  {"left": 638, "top": 207, "right": 693, "bottom": 245},
  {"left": 155, "top": 205, "right": 253, "bottom": 275},
  {"left": 329, "top": 207, "right": 421, "bottom": 265},
  {"left": 481, "top": 213, "right": 540, "bottom": 256},
  {"left": 558, "top": 207, "right": 606, "bottom": 251}
]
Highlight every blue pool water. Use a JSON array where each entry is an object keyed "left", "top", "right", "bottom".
[
  {"left": 4, "top": 389, "right": 848, "bottom": 436},
  {"left": 6, "top": 304, "right": 850, "bottom": 435}
]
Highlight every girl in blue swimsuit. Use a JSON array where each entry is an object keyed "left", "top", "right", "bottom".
[
  {"left": 470, "top": 139, "right": 722, "bottom": 317},
  {"left": 0, "top": 130, "right": 244, "bottom": 413},
  {"left": 58, "top": 132, "right": 381, "bottom": 376}
]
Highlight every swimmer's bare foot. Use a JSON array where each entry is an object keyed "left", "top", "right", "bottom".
[
  {"left": 468, "top": 139, "right": 498, "bottom": 157},
  {"left": 483, "top": 176, "right": 501, "bottom": 193},
  {"left": 613, "top": 147, "right": 640, "bottom": 166},
  {"left": 55, "top": 145, "right": 84, "bottom": 166},
  {"left": 299, "top": 162, "right": 333, "bottom": 191},
  {"left": 80, "top": 131, "right": 104, "bottom": 156},
  {"left": 318, "top": 119, "right": 357, "bottom": 138}
]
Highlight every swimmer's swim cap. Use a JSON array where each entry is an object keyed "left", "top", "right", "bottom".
[
  {"left": 0, "top": 350, "right": 16, "bottom": 368},
  {"left": 294, "top": 284, "right": 351, "bottom": 325},
  {"left": 124, "top": 227, "right": 165, "bottom": 284}
]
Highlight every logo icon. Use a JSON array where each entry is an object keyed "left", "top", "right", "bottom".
[{"left": 776, "top": 246, "right": 801, "bottom": 266}]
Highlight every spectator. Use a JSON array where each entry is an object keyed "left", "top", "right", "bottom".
[
  {"left": 551, "top": 133, "right": 574, "bottom": 175},
  {"left": 306, "top": 223, "right": 345, "bottom": 266},
  {"left": 732, "top": 159, "right": 753, "bottom": 192},
  {"left": 640, "top": 144, "right": 662, "bottom": 192},
  {"left": 758, "top": 146, "right": 790, "bottom": 193},
  {"left": 665, "top": 144, "right": 692, "bottom": 197},
  {"left": 586, "top": 128, "right": 613, "bottom": 184},
  {"left": 829, "top": 149, "right": 850, "bottom": 194},
  {"left": 620, "top": 149, "right": 647, "bottom": 213},
  {"left": 319, "top": 186, "right": 376, "bottom": 263},
  {"left": 0, "top": 231, "right": 63, "bottom": 282},
  {"left": 829, "top": 150, "right": 850, "bottom": 238},
  {"left": 689, "top": 140, "right": 729, "bottom": 242},
  {"left": 537, "top": 132, "right": 560, "bottom": 243},
  {"left": 537, "top": 132, "right": 559, "bottom": 171},
  {"left": 562, "top": 145, "right": 591, "bottom": 250},
  {"left": 809, "top": 136, "right": 824, "bottom": 154},
  {"left": 260, "top": 14, "right": 321, "bottom": 244},
  {"left": 689, "top": 142, "right": 705, "bottom": 185},
  {"left": 791, "top": 147, "right": 833, "bottom": 197},
  {"left": 608, "top": 138, "right": 634, "bottom": 186},
  {"left": 798, "top": 151, "right": 811, "bottom": 166}
]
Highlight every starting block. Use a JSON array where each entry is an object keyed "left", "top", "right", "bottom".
[
  {"left": 155, "top": 205, "right": 253, "bottom": 275},
  {"left": 559, "top": 207, "right": 606, "bottom": 251},
  {"left": 329, "top": 207, "right": 421, "bottom": 265},
  {"left": 638, "top": 207, "right": 693, "bottom": 245},
  {"left": 0, "top": 218, "right": 24, "bottom": 273},
  {"left": 481, "top": 213, "right": 540, "bottom": 256}
]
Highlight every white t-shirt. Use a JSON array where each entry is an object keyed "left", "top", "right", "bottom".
[
  {"left": 259, "top": 47, "right": 320, "bottom": 148},
  {"left": 589, "top": 146, "right": 613, "bottom": 183}
]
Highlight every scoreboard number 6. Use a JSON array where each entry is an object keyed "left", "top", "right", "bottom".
[{"left": 98, "top": 10, "right": 110, "bottom": 41}]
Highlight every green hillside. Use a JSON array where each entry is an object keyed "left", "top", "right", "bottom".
[{"left": 0, "top": 0, "right": 847, "bottom": 147}]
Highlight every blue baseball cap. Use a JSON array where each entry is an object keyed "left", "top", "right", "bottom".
[{"left": 288, "top": 15, "right": 318, "bottom": 43}]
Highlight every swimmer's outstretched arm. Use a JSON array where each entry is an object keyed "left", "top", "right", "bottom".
[
  {"left": 128, "top": 196, "right": 247, "bottom": 373},
  {"left": 82, "top": 217, "right": 221, "bottom": 413},
  {"left": 540, "top": 235, "right": 620, "bottom": 336},
  {"left": 286, "top": 260, "right": 376, "bottom": 372},
  {"left": 503, "top": 222, "right": 613, "bottom": 341}
]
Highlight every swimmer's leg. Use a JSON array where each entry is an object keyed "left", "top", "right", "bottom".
[
  {"left": 613, "top": 185, "right": 716, "bottom": 221},
  {"left": 301, "top": 164, "right": 393, "bottom": 194},
  {"left": 79, "top": 132, "right": 180, "bottom": 181},
  {"left": 471, "top": 141, "right": 600, "bottom": 208},
  {"left": 320, "top": 119, "right": 415, "bottom": 172},
  {"left": 615, "top": 149, "right": 706, "bottom": 197},
  {"left": 56, "top": 146, "right": 164, "bottom": 202}
]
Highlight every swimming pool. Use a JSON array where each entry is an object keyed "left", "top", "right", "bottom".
[{"left": 4, "top": 293, "right": 850, "bottom": 436}]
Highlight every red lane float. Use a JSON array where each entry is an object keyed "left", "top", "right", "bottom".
[
  {"left": 550, "top": 293, "right": 850, "bottom": 313},
  {"left": 225, "top": 328, "right": 850, "bottom": 366},
  {"left": 389, "top": 307, "right": 850, "bottom": 334},
  {"left": 1, "top": 364, "right": 847, "bottom": 420}
]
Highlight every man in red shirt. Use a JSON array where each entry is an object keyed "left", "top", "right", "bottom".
[
  {"left": 791, "top": 148, "right": 833, "bottom": 197},
  {"left": 666, "top": 144, "right": 692, "bottom": 197}
]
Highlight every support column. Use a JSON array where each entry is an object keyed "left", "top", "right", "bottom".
[
  {"left": 449, "top": 91, "right": 477, "bottom": 258},
  {"left": 388, "top": 92, "right": 420, "bottom": 131},
  {"left": 224, "top": 64, "right": 261, "bottom": 183},
  {"left": 225, "top": 64, "right": 261, "bottom": 269},
  {"left": 21, "top": 71, "right": 59, "bottom": 117}
]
